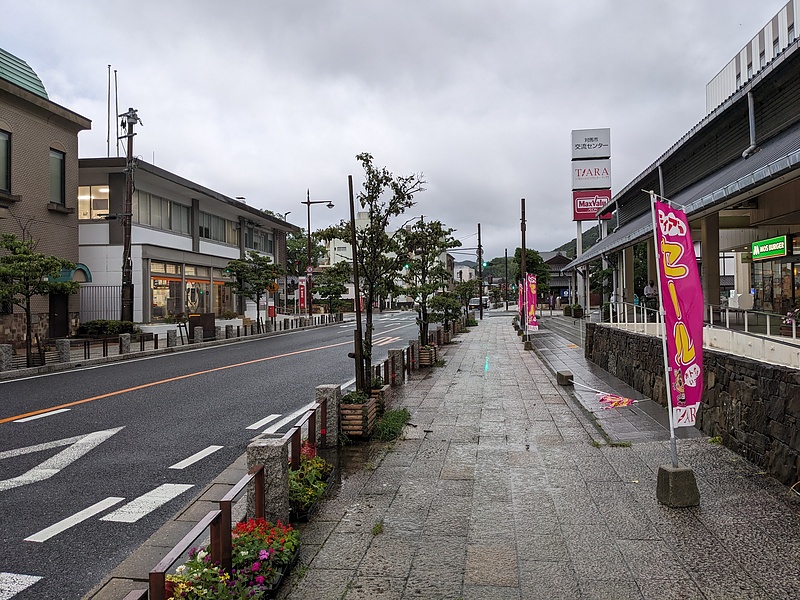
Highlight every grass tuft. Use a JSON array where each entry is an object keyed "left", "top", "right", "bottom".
[{"left": 374, "top": 408, "right": 411, "bottom": 441}]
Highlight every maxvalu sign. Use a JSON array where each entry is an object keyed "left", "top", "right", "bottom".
[{"left": 751, "top": 235, "right": 790, "bottom": 260}]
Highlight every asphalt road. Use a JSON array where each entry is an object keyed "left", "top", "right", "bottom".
[{"left": 0, "top": 311, "right": 418, "bottom": 600}]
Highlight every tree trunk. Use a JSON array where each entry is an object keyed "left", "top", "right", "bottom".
[
  {"left": 25, "top": 296, "right": 33, "bottom": 368},
  {"left": 420, "top": 305, "right": 429, "bottom": 346}
]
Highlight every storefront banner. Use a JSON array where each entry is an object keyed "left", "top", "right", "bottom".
[
  {"left": 299, "top": 276, "right": 306, "bottom": 311},
  {"left": 526, "top": 274, "right": 539, "bottom": 330},
  {"left": 653, "top": 197, "right": 704, "bottom": 428},
  {"left": 518, "top": 281, "right": 524, "bottom": 324}
]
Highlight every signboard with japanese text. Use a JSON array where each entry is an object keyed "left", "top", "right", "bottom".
[
  {"left": 571, "top": 158, "right": 611, "bottom": 190},
  {"left": 571, "top": 128, "right": 611, "bottom": 159},
  {"left": 526, "top": 274, "right": 538, "bottom": 330},
  {"left": 653, "top": 197, "right": 704, "bottom": 428},
  {"left": 573, "top": 189, "right": 613, "bottom": 221},
  {"left": 299, "top": 276, "right": 306, "bottom": 310}
]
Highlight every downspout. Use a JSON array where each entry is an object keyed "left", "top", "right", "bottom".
[{"left": 742, "top": 91, "right": 760, "bottom": 159}]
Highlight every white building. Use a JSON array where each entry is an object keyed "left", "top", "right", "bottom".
[{"left": 78, "top": 158, "right": 298, "bottom": 323}]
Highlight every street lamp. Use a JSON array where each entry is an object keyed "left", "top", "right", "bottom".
[
  {"left": 281, "top": 211, "right": 291, "bottom": 314},
  {"left": 302, "top": 190, "right": 334, "bottom": 316}
]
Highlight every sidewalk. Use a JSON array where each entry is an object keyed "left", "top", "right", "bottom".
[{"left": 279, "top": 313, "right": 800, "bottom": 599}]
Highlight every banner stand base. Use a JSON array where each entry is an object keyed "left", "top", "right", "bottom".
[{"left": 656, "top": 464, "right": 700, "bottom": 508}]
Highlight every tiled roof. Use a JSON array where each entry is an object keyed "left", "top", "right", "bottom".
[{"left": 0, "top": 47, "right": 48, "bottom": 99}]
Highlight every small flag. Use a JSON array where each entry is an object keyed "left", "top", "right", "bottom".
[{"left": 597, "top": 393, "right": 637, "bottom": 409}]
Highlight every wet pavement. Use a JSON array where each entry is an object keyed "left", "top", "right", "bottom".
[{"left": 278, "top": 312, "right": 800, "bottom": 600}]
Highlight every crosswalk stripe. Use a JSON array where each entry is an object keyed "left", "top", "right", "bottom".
[
  {"left": 262, "top": 401, "right": 316, "bottom": 434},
  {"left": 0, "top": 572, "right": 43, "bottom": 597},
  {"left": 246, "top": 414, "right": 281, "bottom": 430},
  {"left": 100, "top": 484, "right": 194, "bottom": 523},
  {"left": 25, "top": 497, "right": 125, "bottom": 542},
  {"left": 168, "top": 445, "right": 224, "bottom": 470}
]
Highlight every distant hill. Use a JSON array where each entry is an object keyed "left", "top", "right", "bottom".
[{"left": 551, "top": 224, "right": 600, "bottom": 258}]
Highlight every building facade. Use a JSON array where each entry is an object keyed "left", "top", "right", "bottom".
[
  {"left": 78, "top": 158, "right": 298, "bottom": 323},
  {"left": 0, "top": 47, "right": 91, "bottom": 346}
]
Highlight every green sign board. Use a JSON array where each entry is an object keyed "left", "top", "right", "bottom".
[{"left": 751, "top": 235, "right": 789, "bottom": 260}]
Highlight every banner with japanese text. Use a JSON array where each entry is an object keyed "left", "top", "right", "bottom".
[
  {"left": 299, "top": 276, "right": 306, "bottom": 311},
  {"left": 653, "top": 197, "right": 704, "bottom": 427},
  {"left": 526, "top": 274, "right": 539, "bottom": 330}
]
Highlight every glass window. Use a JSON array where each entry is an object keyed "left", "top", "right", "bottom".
[
  {"left": 790, "top": 24, "right": 795, "bottom": 44},
  {"left": 151, "top": 262, "right": 166, "bottom": 273},
  {"left": 78, "top": 185, "right": 110, "bottom": 220},
  {"left": 0, "top": 130, "right": 9, "bottom": 193},
  {"left": 151, "top": 278, "right": 183, "bottom": 321},
  {"left": 747, "top": 62, "right": 753, "bottom": 79},
  {"left": 138, "top": 192, "right": 151, "bottom": 225},
  {"left": 759, "top": 51, "right": 766, "bottom": 68},
  {"left": 49, "top": 149, "right": 65, "bottom": 205},
  {"left": 150, "top": 195, "right": 162, "bottom": 229},
  {"left": 774, "top": 38, "right": 780, "bottom": 57},
  {"left": 736, "top": 73, "right": 741, "bottom": 88}
]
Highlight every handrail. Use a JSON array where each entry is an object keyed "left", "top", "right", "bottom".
[
  {"left": 218, "top": 464, "right": 265, "bottom": 571},
  {"left": 149, "top": 509, "right": 223, "bottom": 600}
]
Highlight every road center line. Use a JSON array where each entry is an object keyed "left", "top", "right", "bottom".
[
  {"left": 0, "top": 340, "right": 352, "bottom": 425},
  {"left": 24, "top": 497, "right": 125, "bottom": 542},
  {"left": 246, "top": 414, "right": 281, "bottom": 430},
  {"left": 13, "top": 408, "right": 71, "bottom": 423},
  {"left": 261, "top": 401, "right": 316, "bottom": 434},
  {"left": 169, "top": 445, "right": 224, "bottom": 470}
]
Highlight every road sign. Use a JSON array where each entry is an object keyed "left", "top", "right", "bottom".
[{"left": 306, "top": 266, "right": 313, "bottom": 273}]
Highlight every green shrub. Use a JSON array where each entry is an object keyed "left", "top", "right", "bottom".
[
  {"left": 341, "top": 391, "right": 369, "bottom": 405},
  {"left": 374, "top": 408, "right": 410, "bottom": 441},
  {"left": 77, "top": 320, "right": 139, "bottom": 337}
]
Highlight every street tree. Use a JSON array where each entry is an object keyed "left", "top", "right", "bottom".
[
  {"left": 225, "top": 251, "right": 284, "bottom": 332},
  {"left": 0, "top": 234, "right": 80, "bottom": 367},
  {"left": 314, "top": 261, "right": 352, "bottom": 314},
  {"left": 513, "top": 248, "right": 551, "bottom": 293},
  {"left": 320, "top": 152, "right": 424, "bottom": 393},
  {"left": 399, "top": 218, "right": 461, "bottom": 345},
  {"left": 285, "top": 229, "right": 327, "bottom": 310},
  {"left": 454, "top": 279, "right": 478, "bottom": 312},
  {"left": 428, "top": 292, "right": 462, "bottom": 333}
]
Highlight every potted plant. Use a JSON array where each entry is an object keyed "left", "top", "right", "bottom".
[
  {"left": 339, "top": 390, "right": 377, "bottom": 437},
  {"left": 780, "top": 307, "right": 800, "bottom": 336},
  {"left": 418, "top": 344, "right": 437, "bottom": 367},
  {"left": 563, "top": 304, "right": 572, "bottom": 317},
  {"left": 572, "top": 304, "right": 584, "bottom": 318},
  {"left": 289, "top": 441, "right": 334, "bottom": 521},
  {"left": 370, "top": 376, "right": 392, "bottom": 416}
]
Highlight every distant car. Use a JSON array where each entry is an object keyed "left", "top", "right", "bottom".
[{"left": 468, "top": 296, "right": 489, "bottom": 309}]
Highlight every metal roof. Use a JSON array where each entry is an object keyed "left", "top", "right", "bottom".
[{"left": 0, "top": 47, "right": 48, "bottom": 99}]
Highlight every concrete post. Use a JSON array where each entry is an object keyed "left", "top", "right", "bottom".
[
  {"left": 192, "top": 326, "right": 203, "bottom": 344},
  {"left": 225, "top": 325, "right": 234, "bottom": 339},
  {"left": 167, "top": 329, "right": 177, "bottom": 347},
  {"left": 623, "top": 246, "right": 635, "bottom": 303},
  {"left": 215, "top": 326, "right": 224, "bottom": 341},
  {"left": 315, "top": 384, "right": 341, "bottom": 448},
  {"left": 388, "top": 349, "right": 404, "bottom": 386},
  {"left": 246, "top": 437, "right": 290, "bottom": 524},
  {"left": 701, "top": 212, "right": 721, "bottom": 308},
  {"left": 0, "top": 344, "right": 12, "bottom": 371},
  {"left": 408, "top": 340, "right": 419, "bottom": 370},
  {"left": 56, "top": 339, "right": 70, "bottom": 363},
  {"left": 120, "top": 333, "right": 131, "bottom": 354}
]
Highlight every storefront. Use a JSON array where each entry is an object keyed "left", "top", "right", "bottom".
[
  {"left": 149, "top": 260, "right": 234, "bottom": 321},
  {"left": 750, "top": 235, "right": 800, "bottom": 313}
]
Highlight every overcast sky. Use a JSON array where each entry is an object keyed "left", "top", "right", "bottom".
[{"left": 1, "top": 1, "right": 782, "bottom": 261}]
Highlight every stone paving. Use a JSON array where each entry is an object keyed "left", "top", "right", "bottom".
[{"left": 279, "top": 314, "right": 800, "bottom": 600}]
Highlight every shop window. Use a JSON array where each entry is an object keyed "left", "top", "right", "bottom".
[{"left": 49, "top": 149, "right": 65, "bottom": 205}]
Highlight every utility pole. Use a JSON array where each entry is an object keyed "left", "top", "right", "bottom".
[
  {"left": 520, "top": 198, "right": 526, "bottom": 328},
  {"left": 119, "top": 107, "right": 141, "bottom": 323},
  {"left": 348, "top": 175, "right": 365, "bottom": 392},
  {"left": 505, "top": 247, "right": 508, "bottom": 311},
  {"left": 477, "top": 223, "right": 483, "bottom": 321}
]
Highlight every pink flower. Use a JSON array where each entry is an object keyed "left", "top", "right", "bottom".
[
  {"left": 255, "top": 575, "right": 265, "bottom": 585},
  {"left": 252, "top": 561, "right": 261, "bottom": 571},
  {"left": 259, "top": 549, "right": 270, "bottom": 560}
]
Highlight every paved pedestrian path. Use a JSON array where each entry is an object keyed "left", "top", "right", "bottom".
[{"left": 280, "top": 314, "right": 800, "bottom": 599}]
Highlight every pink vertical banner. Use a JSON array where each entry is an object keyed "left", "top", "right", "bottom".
[
  {"left": 518, "top": 280, "right": 523, "bottom": 318},
  {"left": 526, "top": 274, "right": 538, "bottom": 330},
  {"left": 654, "top": 198, "right": 704, "bottom": 427}
]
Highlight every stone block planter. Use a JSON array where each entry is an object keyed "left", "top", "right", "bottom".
[
  {"left": 563, "top": 306, "right": 572, "bottom": 317},
  {"left": 572, "top": 307, "right": 584, "bottom": 318},
  {"left": 340, "top": 396, "right": 377, "bottom": 437}
]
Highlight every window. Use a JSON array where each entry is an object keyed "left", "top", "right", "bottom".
[
  {"left": 199, "top": 212, "right": 237, "bottom": 245},
  {"left": 78, "top": 185, "right": 110, "bottom": 219},
  {"left": 790, "top": 24, "right": 796, "bottom": 44},
  {"left": 747, "top": 62, "right": 753, "bottom": 79},
  {"left": 759, "top": 51, "right": 766, "bottom": 69},
  {"left": 736, "top": 73, "right": 741, "bottom": 88},
  {"left": 0, "top": 130, "right": 9, "bottom": 193},
  {"left": 132, "top": 190, "right": 190, "bottom": 234},
  {"left": 49, "top": 149, "right": 65, "bottom": 205},
  {"left": 774, "top": 38, "right": 780, "bottom": 57},
  {"left": 244, "top": 227, "right": 273, "bottom": 253}
]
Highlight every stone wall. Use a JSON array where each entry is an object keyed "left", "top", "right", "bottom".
[{"left": 585, "top": 322, "right": 800, "bottom": 487}]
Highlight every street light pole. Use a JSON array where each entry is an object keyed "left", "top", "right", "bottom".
[
  {"left": 119, "top": 107, "right": 141, "bottom": 323},
  {"left": 477, "top": 223, "right": 483, "bottom": 320},
  {"left": 282, "top": 211, "right": 291, "bottom": 315},
  {"left": 302, "top": 190, "right": 334, "bottom": 318}
]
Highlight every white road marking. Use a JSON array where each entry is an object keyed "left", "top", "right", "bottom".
[
  {"left": 262, "top": 401, "right": 316, "bottom": 434},
  {"left": 374, "top": 336, "right": 401, "bottom": 347},
  {"left": 168, "top": 446, "right": 224, "bottom": 469},
  {"left": 0, "top": 427, "right": 125, "bottom": 492},
  {"left": 0, "top": 572, "right": 43, "bottom": 598},
  {"left": 24, "top": 497, "right": 125, "bottom": 542},
  {"left": 100, "top": 484, "right": 194, "bottom": 523},
  {"left": 13, "top": 409, "right": 71, "bottom": 422},
  {"left": 246, "top": 414, "right": 281, "bottom": 430}
]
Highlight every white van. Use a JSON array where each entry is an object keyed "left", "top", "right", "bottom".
[{"left": 468, "top": 296, "right": 490, "bottom": 309}]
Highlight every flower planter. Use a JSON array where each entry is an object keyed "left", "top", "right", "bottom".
[
  {"left": 370, "top": 384, "right": 392, "bottom": 417},
  {"left": 418, "top": 346, "right": 437, "bottom": 367},
  {"left": 572, "top": 308, "right": 584, "bottom": 318},
  {"left": 780, "top": 325, "right": 797, "bottom": 337},
  {"left": 340, "top": 396, "right": 377, "bottom": 437},
  {"left": 563, "top": 306, "right": 572, "bottom": 317},
  {"left": 290, "top": 467, "right": 335, "bottom": 523}
]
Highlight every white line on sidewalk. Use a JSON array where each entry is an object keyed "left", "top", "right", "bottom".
[
  {"left": 100, "top": 484, "right": 194, "bottom": 523},
  {"left": 0, "top": 572, "right": 43, "bottom": 598},
  {"left": 246, "top": 414, "right": 281, "bottom": 430},
  {"left": 262, "top": 401, "right": 316, "bottom": 434},
  {"left": 168, "top": 446, "right": 224, "bottom": 469},
  {"left": 13, "top": 409, "right": 71, "bottom": 423},
  {"left": 24, "top": 497, "right": 125, "bottom": 542}
]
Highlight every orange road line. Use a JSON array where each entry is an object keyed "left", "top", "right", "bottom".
[{"left": 1, "top": 340, "right": 351, "bottom": 425}]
